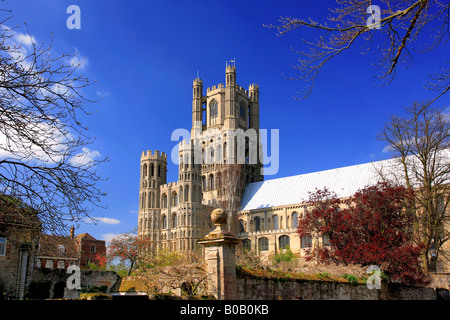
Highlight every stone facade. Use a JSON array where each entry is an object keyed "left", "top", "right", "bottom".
[
  {"left": 138, "top": 63, "right": 263, "bottom": 252},
  {"left": 31, "top": 269, "right": 120, "bottom": 299},
  {"left": 198, "top": 208, "right": 241, "bottom": 300},
  {"left": 236, "top": 277, "right": 436, "bottom": 300},
  {"left": 137, "top": 63, "right": 450, "bottom": 276},
  {"left": 0, "top": 202, "right": 40, "bottom": 299}
]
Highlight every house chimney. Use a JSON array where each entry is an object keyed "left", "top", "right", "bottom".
[{"left": 70, "top": 226, "right": 75, "bottom": 239}]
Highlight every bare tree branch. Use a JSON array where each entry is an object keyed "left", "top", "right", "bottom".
[
  {"left": 266, "top": 1, "right": 450, "bottom": 100},
  {"left": 0, "top": 16, "right": 107, "bottom": 235}
]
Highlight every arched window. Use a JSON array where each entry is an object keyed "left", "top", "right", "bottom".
[
  {"left": 254, "top": 217, "right": 261, "bottom": 232},
  {"left": 216, "top": 172, "right": 221, "bottom": 191},
  {"left": 279, "top": 235, "right": 290, "bottom": 250},
  {"left": 239, "top": 220, "right": 245, "bottom": 233},
  {"left": 162, "top": 194, "right": 167, "bottom": 208},
  {"left": 162, "top": 215, "right": 167, "bottom": 229},
  {"left": 142, "top": 164, "right": 148, "bottom": 178},
  {"left": 292, "top": 212, "right": 298, "bottom": 229},
  {"left": 301, "top": 234, "right": 312, "bottom": 248},
  {"left": 142, "top": 192, "right": 146, "bottom": 209},
  {"left": 202, "top": 176, "right": 206, "bottom": 191},
  {"left": 239, "top": 103, "right": 245, "bottom": 119},
  {"left": 209, "top": 174, "right": 214, "bottom": 190},
  {"left": 172, "top": 192, "right": 178, "bottom": 206},
  {"left": 173, "top": 213, "right": 177, "bottom": 228},
  {"left": 258, "top": 237, "right": 269, "bottom": 251},
  {"left": 273, "top": 215, "right": 279, "bottom": 230},
  {"left": 242, "top": 239, "right": 251, "bottom": 251},
  {"left": 150, "top": 163, "right": 154, "bottom": 177},
  {"left": 223, "top": 142, "right": 227, "bottom": 162},
  {"left": 184, "top": 185, "right": 189, "bottom": 202},
  {"left": 147, "top": 192, "right": 152, "bottom": 208},
  {"left": 210, "top": 100, "right": 218, "bottom": 125}
]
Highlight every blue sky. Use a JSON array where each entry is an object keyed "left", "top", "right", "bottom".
[{"left": 4, "top": 0, "right": 449, "bottom": 241}]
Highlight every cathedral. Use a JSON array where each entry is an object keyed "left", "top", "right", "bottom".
[
  {"left": 137, "top": 64, "right": 449, "bottom": 273},
  {"left": 137, "top": 63, "right": 263, "bottom": 252}
]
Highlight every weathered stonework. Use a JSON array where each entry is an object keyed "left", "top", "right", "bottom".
[
  {"left": 31, "top": 269, "right": 121, "bottom": 299},
  {"left": 198, "top": 209, "right": 241, "bottom": 300},
  {"left": 236, "top": 277, "right": 436, "bottom": 300}
]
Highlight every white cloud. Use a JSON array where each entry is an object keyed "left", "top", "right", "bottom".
[
  {"left": 102, "top": 233, "right": 119, "bottom": 242},
  {"left": 83, "top": 216, "right": 120, "bottom": 225},
  {"left": 382, "top": 145, "right": 392, "bottom": 153},
  {"left": 96, "top": 91, "right": 109, "bottom": 98},
  {"left": 15, "top": 33, "right": 36, "bottom": 47},
  {"left": 94, "top": 217, "right": 120, "bottom": 224},
  {"left": 67, "top": 47, "right": 88, "bottom": 71},
  {"left": 69, "top": 147, "right": 101, "bottom": 167},
  {"left": 0, "top": 120, "right": 72, "bottom": 164},
  {"left": 69, "top": 54, "right": 88, "bottom": 70}
]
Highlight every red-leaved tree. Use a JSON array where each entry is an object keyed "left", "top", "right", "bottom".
[
  {"left": 298, "top": 182, "right": 426, "bottom": 285},
  {"left": 107, "top": 232, "right": 152, "bottom": 276}
]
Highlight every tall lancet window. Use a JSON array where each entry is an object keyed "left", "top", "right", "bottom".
[{"left": 210, "top": 100, "right": 218, "bottom": 126}]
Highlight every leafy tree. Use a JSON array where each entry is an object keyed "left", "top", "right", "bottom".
[
  {"left": 107, "top": 232, "right": 151, "bottom": 276},
  {"left": 298, "top": 182, "right": 426, "bottom": 285}
]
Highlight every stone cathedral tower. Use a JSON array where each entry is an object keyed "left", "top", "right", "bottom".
[
  {"left": 196, "top": 63, "right": 263, "bottom": 206},
  {"left": 138, "top": 63, "right": 263, "bottom": 252}
]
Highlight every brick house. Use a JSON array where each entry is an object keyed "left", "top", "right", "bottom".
[
  {"left": 36, "top": 227, "right": 106, "bottom": 270},
  {"left": 74, "top": 232, "right": 106, "bottom": 268}
]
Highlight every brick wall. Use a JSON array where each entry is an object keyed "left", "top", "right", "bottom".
[{"left": 79, "top": 239, "right": 106, "bottom": 268}]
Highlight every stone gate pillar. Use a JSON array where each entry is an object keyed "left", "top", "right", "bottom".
[{"left": 198, "top": 209, "right": 241, "bottom": 300}]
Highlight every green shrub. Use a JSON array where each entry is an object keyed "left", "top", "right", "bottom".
[
  {"left": 79, "top": 292, "right": 111, "bottom": 300},
  {"left": 316, "top": 272, "right": 330, "bottom": 278},
  {"left": 342, "top": 274, "right": 359, "bottom": 285},
  {"left": 272, "top": 248, "right": 295, "bottom": 264}
]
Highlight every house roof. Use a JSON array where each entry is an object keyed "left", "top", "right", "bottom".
[
  {"left": 74, "top": 233, "right": 97, "bottom": 241},
  {"left": 0, "top": 195, "right": 41, "bottom": 229},
  {"left": 38, "top": 234, "right": 79, "bottom": 259},
  {"left": 240, "top": 156, "right": 412, "bottom": 211}
]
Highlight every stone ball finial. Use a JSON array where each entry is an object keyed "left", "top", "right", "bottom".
[{"left": 211, "top": 208, "right": 227, "bottom": 225}]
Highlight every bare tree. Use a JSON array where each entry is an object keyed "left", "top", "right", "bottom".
[
  {"left": 267, "top": 0, "right": 450, "bottom": 101},
  {"left": 133, "top": 249, "right": 207, "bottom": 296},
  {"left": 217, "top": 163, "right": 246, "bottom": 234},
  {"left": 0, "top": 19, "right": 107, "bottom": 235},
  {"left": 378, "top": 101, "right": 450, "bottom": 272}
]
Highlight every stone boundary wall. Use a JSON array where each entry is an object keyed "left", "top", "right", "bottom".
[
  {"left": 427, "top": 273, "right": 450, "bottom": 290},
  {"left": 31, "top": 269, "right": 121, "bottom": 299},
  {"left": 236, "top": 277, "right": 436, "bottom": 300}
]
